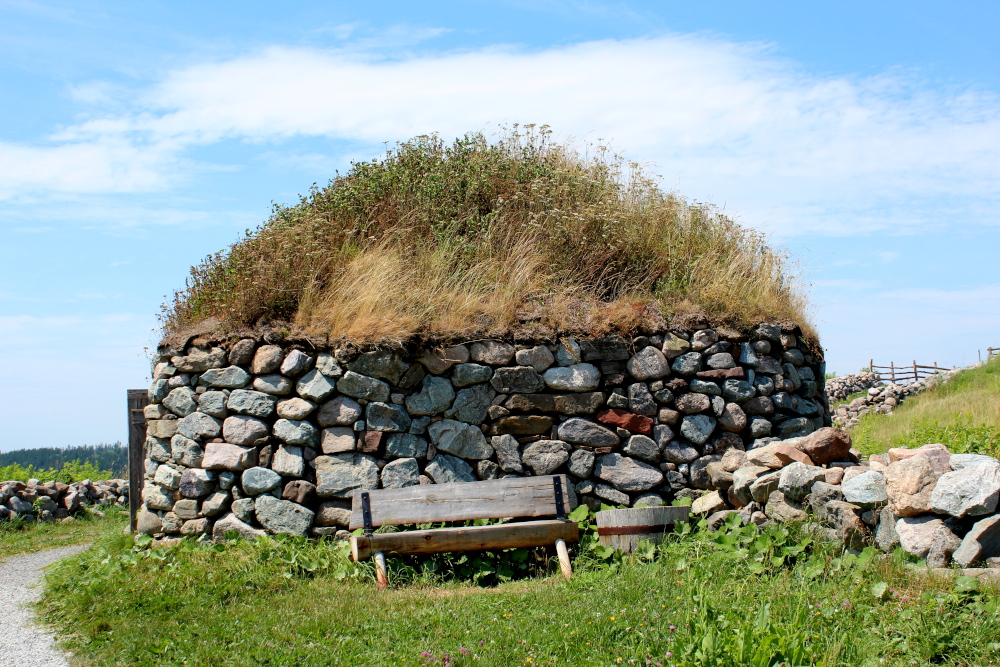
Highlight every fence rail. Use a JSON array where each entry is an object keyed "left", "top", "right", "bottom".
[
  {"left": 989, "top": 347, "right": 1000, "bottom": 360},
  {"left": 867, "top": 359, "right": 955, "bottom": 384}
]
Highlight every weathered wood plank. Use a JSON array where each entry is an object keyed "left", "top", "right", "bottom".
[
  {"left": 595, "top": 506, "right": 690, "bottom": 553},
  {"left": 351, "top": 519, "right": 579, "bottom": 560},
  {"left": 349, "top": 475, "right": 571, "bottom": 529},
  {"left": 127, "top": 389, "right": 149, "bottom": 531}
]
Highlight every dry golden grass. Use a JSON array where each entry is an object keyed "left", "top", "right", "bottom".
[{"left": 164, "top": 127, "right": 810, "bottom": 343}]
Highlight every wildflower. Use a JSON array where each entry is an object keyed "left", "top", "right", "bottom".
[
  {"left": 668, "top": 625, "right": 676, "bottom": 631},
  {"left": 610, "top": 617, "right": 616, "bottom": 621},
  {"left": 459, "top": 647, "right": 470, "bottom": 655}
]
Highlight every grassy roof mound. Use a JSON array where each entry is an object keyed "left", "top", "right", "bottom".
[{"left": 164, "top": 128, "right": 809, "bottom": 345}]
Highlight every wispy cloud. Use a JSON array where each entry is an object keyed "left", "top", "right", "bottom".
[{"left": 2, "top": 34, "right": 999, "bottom": 235}]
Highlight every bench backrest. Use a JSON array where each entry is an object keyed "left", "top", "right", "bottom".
[{"left": 349, "top": 475, "right": 572, "bottom": 530}]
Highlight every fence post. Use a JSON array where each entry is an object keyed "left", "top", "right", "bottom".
[
  {"left": 127, "top": 389, "right": 149, "bottom": 531},
  {"left": 889, "top": 361, "right": 895, "bottom": 384},
  {"left": 913, "top": 360, "right": 917, "bottom": 383},
  {"left": 869, "top": 359, "right": 873, "bottom": 374}
]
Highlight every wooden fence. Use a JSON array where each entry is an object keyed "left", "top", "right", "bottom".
[
  {"left": 867, "top": 360, "right": 954, "bottom": 384},
  {"left": 988, "top": 347, "right": 1000, "bottom": 360},
  {"left": 127, "top": 389, "right": 149, "bottom": 531}
]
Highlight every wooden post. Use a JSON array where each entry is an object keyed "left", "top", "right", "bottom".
[
  {"left": 554, "top": 538, "right": 572, "bottom": 580},
  {"left": 889, "top": 361, "right": 895, "bottom": 384},
  {"left": 912, "top": 360, "right": 917, "bottom": 383},
  {"left": 374, "top": 551, "right": 388, "bottom": 589},
  {"left": 869, "top": 359, "right": 873, "bottom": 374},
  {"left": 127, "top": 389, "right": 149, "bottom": 531}
]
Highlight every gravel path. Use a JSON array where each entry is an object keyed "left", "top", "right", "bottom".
[{"left": 0, "top": 545, "right": 89, "bottom": 667}]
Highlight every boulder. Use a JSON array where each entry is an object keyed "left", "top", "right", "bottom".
[
  {"left": 200, "top": 366, "right": 251, "bottom": 389},
  {"left": 491, "top": 366, "right": 545, "bottom": 394},
  {"left": 385, "top": 433, "right": 429, "bottom": 459},
  {"left": 296, "top": 369, "right": 339, "bottom": 402},
  {"left": 490, "top": 434, "right": 524, "bottom": 474},
  {"left": 622, "top": 435, "right": 659, "bottom": 463},
  {"left": 163, "top": 387, "right": 198, "bottom": 417},
  {"left": 522, "top": 440, "right": 571, "bottom": 475},
  {"left": 692, "top": 490, "right": 727, "bottom": 515},
  {"left": 223, "top": 415, "right": 269, "bottom": 446},
  {"left": 953, "top": 515, "right": 1000, "bottom": 567},
  {"left": 365, "top": 402, "right": 412, "bottom": 432},
  {"left": 273, "top": 418, "right": 319, "bottom": 447},
  {"left": 212, "top": 513, "right": 266, "bottom": 541},
  {"left": 202, "top": 442, "right": 256, "bottom": 471},
  {"left": 279, "top": 349, "right": 313, "bottom": 377},
  {"left": 883, "top": 456, "right": 937, "bottom": 517},
  {"left": 336, "top": 371, "right": 390, "bottom": 402},
  {"left": 445, "top": 383, "right": 496, "bottom": 424},
  {"left": 778, "top": 462, "right": 826, "bottom": 502},
  {"left": 317, "top": 395, "right": 363, "bottom": 427},
  {"left": 661, "top": 441, "right": 699, "bottom": 465},
  {"left": 271, "top": 445, "right": 306, "bottom": 477},
  {"left": 347, "top": 350, "right": 410, "bottom": 385},
  {"left": 254, "top": 495, "right": 314, "bottom": 536},
  {"left": 405, "top": 376, "right": 456, "bottom": 415},
  {"left": 241, "top": 467, "right": 282, "bottom": 495},
  {"left": 428, "top": 419, "right": 493, "bottom": 459},
  {"left": 671, "top": 352, "right": 703, "bottom": 377},
  {"left": 136, "top": 507, "right": 162, "bottom": 535},
  {"left": 765, "top": 491, "right": 807, "bottom": 523},
  {"left": 626, "top": 347, "right": 671, "bottom": 381},
  {"left": 842, "top": 470, "right": 887, "bottom": 509},
  {"left": 515, "top": 345, "right": 555, "bottom": 372},
  {"left": 177, "top": 412, "right": 222, "bottom": 441},
  {"left": 593, "top": 453, "right": 664, "bottom": 492},
  {"left": 896, "top": 516, "right": 951, "bottom": 558},
  {"left": 314, "top": 454, "right": 380, "bottom": 498},
  {"left": 793, "top": 427, "right": 851, "bottom": 465},
  {"left": 929, "top": 459, "right": 1000, "bottom": 517},
  {"left": 680, "top": 415, "right": 715, "bottom": 446},
  {"left": 380, "top": 458, "right": 421, "bottom": 489},
  {"left": 558, "top": 418, "right": 620, "bottom": 447},
  {"left": 568, "top": 448, "right": 595, "bottom": 478},
  {"left": 181, "top": 518, "right": 212, "bottom": 536},
  {"left": 425, "top": 454, "right": 477, "bottom": 484},
  {"left": 179, "top": 468, "right": 215, "bottom": 498},
  {"left": 198, "top": 391, "right": 229, "bottom": 418},
  {"left": 451, "top": 363, "right": 493, "bottom": 387},
  {"left": 200, "top": 491, "right": 231, "bottom": 517},
  {"left": 746, "top": 444, "right": 786, "bottom": 469},
  {"left": 470, "top": 341, "right": 516, "bottom": 365}
]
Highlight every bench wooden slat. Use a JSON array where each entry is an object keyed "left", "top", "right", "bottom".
[
  {"left": 351, "top": 519, "right": 579, "bottom": 560},
  {"left": 349, "top": 475, "right": 572, "bottom": 530}
]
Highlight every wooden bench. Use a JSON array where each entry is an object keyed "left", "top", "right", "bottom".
[{"left": 349, "top": 475, "right": 579, "bottom": 588}]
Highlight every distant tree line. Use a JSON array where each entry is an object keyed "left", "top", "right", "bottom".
[{"left": 0, "top": 443, "right": 127, "bottom": 477}]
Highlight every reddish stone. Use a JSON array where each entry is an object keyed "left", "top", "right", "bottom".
[
  {"left": 360, "top": 430, "right": 383, "bottom": 454},
  {"left": 664, "top": 378, "right": 689, "bottom": 394},
  {"left": 596, "top": 408, "right": 653, "bottom": 435},
  {"left": 696, "top": 367, "right": 745, "bottom": 381},
  {"left": 594, "top": 446, "right": 615, "bottom": 455},
  {"left": 773, "top": 444, "right": 814, "bottom": 466},
  {"left": 796, "top": 427, "right": 851, "bottom": 465},
  {"left": 282, "top": 480, "right": 317, "bottom": 505}
]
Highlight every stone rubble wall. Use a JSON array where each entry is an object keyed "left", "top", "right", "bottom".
[
  {"left": 828, "top": 368, "right": 963, "bottom": 429},
  {"left": 0, "top": 478, "right": 128, "bottom": 522},
  {"left": 708, "top": 436, "right": 1000, "bottom": 568},
  {"left": 137, "top": 323, "right": 832, "bottom": 541}
]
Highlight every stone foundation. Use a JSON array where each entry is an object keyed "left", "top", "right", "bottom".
[{"left": 139, "top": 323, "right": 830, "bottom": 540}]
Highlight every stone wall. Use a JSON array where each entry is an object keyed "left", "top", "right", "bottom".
[
  {"left": 0, "top": 478, "right": 128, "bottom": 522},
  {"left": 829, "top": 368, "right": 964, "bottom": 429},
  {"left": 137, "top": 322, "right": 830, "bottom": 540}
]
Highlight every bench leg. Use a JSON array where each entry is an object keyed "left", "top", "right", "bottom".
[
  {"left": 554, "top": 538, "right": 572, "bottom": 580},
  {"left": 374, "top": 551, "right": 388, "bottom": 589}
]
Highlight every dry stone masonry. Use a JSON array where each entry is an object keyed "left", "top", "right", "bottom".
[
  {"left": 827, "top": 368, "right": 963, "bottom": 429},
  {"left": 0, "top": 478, "right": 128, "bottom": 522},
  {"left": 138, "top": 323, "right": 832, "bottom": 541}
]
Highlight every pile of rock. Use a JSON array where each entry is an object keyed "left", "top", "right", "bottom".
[
  {"left": 694, "top": 432, "right": 1000, "bottom": 568},
  {"left": 828, "top": 369, "right": 962, "bottom": 429},
  {"left": 137, "top": 322, "right": 831, "bottom": 541},
  {"left": 825, "top": 371, "right": 882, "bottom": 402},
  {"left": 0, "top": 478, "right": 128, "bottom": 523}
]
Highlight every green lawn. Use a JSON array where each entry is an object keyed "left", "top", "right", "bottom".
[
  {"left": 0, "top": 507, "right": 127, "bottom": 560},
  {"left": 850, "top": 357, "right": 1000, "bottom": 457},
  {"left": 37, "top": 516, "right": 1000, "bottom": 667}
]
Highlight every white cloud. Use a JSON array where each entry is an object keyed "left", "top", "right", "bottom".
[{"left": 4, "top": 34, "right": 1000, "bottom": 235}]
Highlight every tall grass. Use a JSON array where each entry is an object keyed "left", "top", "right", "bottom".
[
  {"left": 0, "top": 460, "right": 115, "bottom": 484},
  {"left": 852, "top": 358, "right": 1000, "bottom": 457},
  {"left": 164, "top": 127, "right": 809, "bottom": 343}
]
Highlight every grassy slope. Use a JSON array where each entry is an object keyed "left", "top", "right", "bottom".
[
  {"left": 851, "top": 358, "right": 1000, "bottom": 457},
  {"left": 38, "top": 524, "right": 1000, "bottom": 667},
  {"left": 0, "top": 509, "right": 126, "bottom": 560},
  {"left": 165, "top": 129, "right": 809, "bottom": 344}
]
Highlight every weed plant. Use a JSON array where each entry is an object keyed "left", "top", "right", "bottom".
[
  {"left": 0, "top": 507, "right": 127, "bottom": 559},
  {"left": 39, "top": 507, "right": 1000, "bottom": 666},
  {"left": 0, "top": 460, "right": 116, "bottom": 484},
  {"left": 163, "top": 126, "right": 809, "bottom": 344}
]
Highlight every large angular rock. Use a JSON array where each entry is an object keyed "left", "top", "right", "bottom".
[
  {"left": 842, "top": 470, "right": 887, "bottom": 509},
  {"left": 200, "top": 491, "right": 230, "bottom": 516},
  {"left": 929, "top": 459, "right": 1000, "bottom": 517},
  {"left": 314, "top": 453, "right": 380, "bottom": 498},
  {"left": 198, "top": 391, "right": 229, "bottom": 418},
  {"left": 170, "top": 434, "right": 204, "bottom": 467},
  {"left": 381, "top": 458, "right": 421, "bottom": 489},
  {"left": 365, "top": 402, "right": 411, "bottom": 432},
  {"left": 279, "top": 349, "right": 313, "bottom": 377},
  {"left": 568, "top": 448, "right": 595, "bottom": 478},
  {"left": 680, "top": 415, "right": 715, "bottom": 446},
  {"left": 347, "top": 350, "right": 410, "bottom": 385},
  {"left": 593, "top": 453, "right": 663, "bottom": 492},
  {"left": 490, "top": 434, "right": 524, "bottom": 474},
  {"left": 491, "top": 366, "right": 545, "bottom": 394},
  {"left": 623, "top": 435, "right": 659, "bottom": 463},
  {"left": 163, "top": 387, "right": 198, "bottom": 417},
  {"left": 671, "top": 352, "right": 703, "bottom": 377},
  {"left": 778, "top": 462, "right": 826, "bottom": 502},
  {"left": 692, "top": 490, "right": 727, "bottom": 515},
  {"left": 445, "top": 383, "right": 496, "bottom": 424},
  {"left": 542, "top": 363, "right": 601, "bottom": 392},
  {"left": 428, "top": 419, "right": 493, "bottom": 459},
  {"left": 661, "top": 333, "right": 690, "bottom": 360},
  {"left": 662, "top": 441, "right": 699, "bottom": 464},
  {"left": 884, "top": 456, "right": 938, "bottom": 517},
  {"left": 558, "top": 418, "right": 620, "bottom": 447},
  {"left": 717, "top": 403, "right": 747, "bottom": 432},
  {"left": 950, "top": 453, "right": 998, "bottom": 470},
  {"left": 321, "top": 427, "right": 355, "bottom": 454},
  {"left": 296, "top": 369, "right": 338, "bottom": 402},
  {"left": 200, "top": 366, "right": 251, "bottom": 389},
  {"left": 153, "top": 465, "right": 182, "bottom": 490},
  {"left": 136, "top": 507, "right": 162, "bottom": 535},
  {"left": 227, "top": 390, "right": 277, "bottom": 418},
  {"left": 385, "top": 433, "right": 429, "bottom": 459},
  {"left": 142, "top": 484, "right": 175, "bottom": 511},
  {"left": 273, "top": 418, "right": 319, "bottom": 447},
  {"left": 419, "top": 345, "right": 470, "bottom": 374},
  {"left": 896, "top": 516, "right": 951, "bottom": 558},
  {"left": 314, "top": 501, "right": 352, "bottom": 527},
  {"left": 405, "top": 375, "right": 456, "bottom": 415},
  {"left": 317, "top": 395, "right": 363, "bottom": 426},
  {"left": 953, "top": 514, "right": 1000, "bottom": 567},
  {"left": 690, "top": 455, "right": 723, "bottom": 489},
  {"left": 254, "top": 495, "right": 314, "bottom": 536},
  {"left": 626, "top": 347, "right": 671, "bottom": 381},
  {"left": 808, "top": 481, "right": 844, "bottom": 512},
  {"left": 146, "top": 435, "right": 172, "bottom": 462},
  {"left": 337, "top": 371, "right": 390, "bottom": 402},
  {"left": 451, "top": 363, "right": 493, "bottom": 387},
  {"left": 202, "top": 441, "right": 256, "bottom": 471},
  {"left": 875, "top": 506, "right": 900, "bottom": 552},
  {"left": 515, "top": 345, "right": 555, "bottom": 372},
  {"left": 795, "top": 427, "right": 851, "bottom": 465},
  {"left": 271, "top": 445, "right": 306, "bottom": 477},
  {"left": 179, "top": 468, "right": 216, "bottom": 498},
  {"left": 628, "top": 383, "right": 657, "bottom": 416},
  {"left": 749, "top": 470, "right": 782, "bottom": 503},
  {"left": 223, "top": 415, "right": 269, "bottom": 446},
  {"left": 765, "top": 491, "right": 807, "bottom": 523},
  {"left": 212, "top": 512, "right": 266, "bottom": 541},
  {"left": 822, "top": 501, "right": 868, "bottom": 550},
  {"left": 177, "top": 412, "right": 222, "bottom": 441},
  {"left": 425, "top": 454, "right": 477, "bottom": 484},
  {"left": 242, "top": 467, "right": 282, "bottom": 495},
  {"left": 522, "top": 440, "right": 571, "bottom": 475},
  {"left": 470, "top": 341, "right": 516, "bottom": 365}
]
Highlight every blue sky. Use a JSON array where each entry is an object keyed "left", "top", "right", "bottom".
[{"left": 2, "top": 0, "right": 999, "bottom": 451}]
